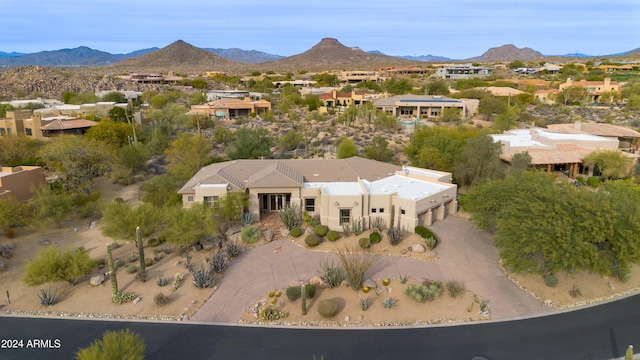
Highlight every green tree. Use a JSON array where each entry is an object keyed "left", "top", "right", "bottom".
[
  {"left": 102, "top": 92, "right": 127, "bottom": 103},
  {"left": 162, "top": 204, "right": 217, "bottom": 268},
  {"left": 439, "top": 107, "right": 461, "bottom": 122},
  {"left": 627, "top": 94, "right": 640, "bottom": 110},
  {"left": 228, "top": 127, "right": 273, "bottom": 159},
  {"left": 107, "top": 107, "right": 131, "bottom": 123},
  {"left": 362, "top": 136, "right": 393, "bottom": 162},
  {"left": 0, "top": 196, "right": 30, "bottom": 231},
  {"left": 452, "top": 134, "right": 504, "bottom": 190},
  {"left": 278, "top": 129, "right": 304, "bottom": 151},
  {"left": 478, "top": 96, "right": 508, "bottom": 120},
  {"left": 23, "top": 246, "right": 95, "bottom": 286},
  {"left": 383, "top": 78, "right": 414, "bottom": 94},
  {"left": 191, "top": 78, "right": 208, "bottom": 89},
  {"left": 39, "top": 135, "right": 111, "bottom": 191},
  {"left": 508, "top": 60, "right": 525, "bottom": 69},
  {"left": 76, "top": 329, "right": 145, "bottom": 360},
  {"left": 29, "top": 185, "right": 75, "bottom": 229},
  {"left": 212, "top": 126, "right": 233, "bottom": 145},
  {"left": 0, "top": 136, "right": 44, "bottom": 166},
  {"left": 509, "top": 151, "right": 532, "bottom": 174},
  {"left": 140, "top": 174, "right": 183, "bottom": 208},
  {"left": 405, "top": 126, "right": 477, "bottom": 172},
  {"left": 336, "top": 137, "right": 358, "bottom": 159},
  {"left": 214, "top": 192, "right": 249, "bottom": 222},
  {"left": 356, "top": 80, "right": 382, "bottom": 92},
  {"left": 583, "top": 149, "right": 632, "bottom": 179},
  {"left": 374, "top": 111, "right": 400, "bottom": 131},
  {"left": 101, "top": 201, "right": 162, "bottom": 241},
  {"left": 423, "top": 79, "right": 450, "bottom": 95},
  {"left": 166, "top": 133, "right": 212, "bottom": 180},
  {"left": 0, "top": 103, "right": 14, "bottom": 118},
  {"left": 599, "top": 91, "right": 621, "bottom": 104},
  {"left": 557, "top": 86, "right": 587, "bottom": 105},
  {"left": 303, "top": 94, "right": 322, "bottom": 111},
  {"left": 85, "top": 120, "right": 138, "bottom": 148}
]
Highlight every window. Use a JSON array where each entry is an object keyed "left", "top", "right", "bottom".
[
  {"left": 204, "top": 196, "right": 213, "bottom": 208},
  {"left": 371, "top": 208, "right": 377, "bottom": 213},
  {"left": 213, "top": 196, "right": 219, "bottom": 209},
  {"left": 379, "top": 208, "right": 384, "bottom": 213},
  {"left": 25, "top": 128, "right": 32, "bottom": 136},
  {"left": 339, "top": 209, "right": 351, "bottom": 224},
  {"left": 400, "top": 209, "right": 406, "bottom": 215},
  {"left": 0, "top": 128, "right": 4, "bottom": 135},
  {"left": 305, "top": 198, "right": 315, "bottom": 212},
  {"left": 203, "top": 196, "right": 219, "bottom": 208},
  {"left": 187, "top": 196, "right": 194, "bottom": 202}
]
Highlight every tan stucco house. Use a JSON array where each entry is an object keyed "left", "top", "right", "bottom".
[
  {"left": 178, "top": 157, "right": 458, "bottom": 232},
  {"left": 0, "top": 166, "right": 46, "bottom": 200}
]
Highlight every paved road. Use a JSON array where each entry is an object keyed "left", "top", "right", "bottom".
[
  {"left": 192, "top": 215, "right": 547, "bottom": 323},
  {"left": 2, "top": 293, "right": 639, "bottom": 359}
]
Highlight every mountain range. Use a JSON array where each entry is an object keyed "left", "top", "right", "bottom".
[{"left": 0, "top": 39, "right": 638, "bottom": 70}]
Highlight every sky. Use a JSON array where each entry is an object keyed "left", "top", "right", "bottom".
[{"left": 1, "top": 0, "right": 639, "bottom": 59}]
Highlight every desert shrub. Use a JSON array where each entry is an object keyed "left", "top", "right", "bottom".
[
  {"left": 351, "top": 218, "right": 363, "bottom": 236},
  {"left": 445, "top": 280, "right": 466, "bottom": 298},
  {"left": 313, "top": 224, "right": 329, "bottom": 237},
  {"left": 326, "top": 230, "right": 340, "bottom": 241},
  {"left": 303, "top": 211, "right": 320, "bottom": 227},
  {"left": 259, "top": 304, "right": 287, "bottom": 321},
  {"left": 147, "top": 237, "right": 165, "bottom": 247},
  {"left": 5, "top": 227, "right": 15, "bottom": 238},
  {"left": 225, "top": 241, "right": 243, "bottom": 258},
  {"left": 171, "top": 273, "right": 184, "bottom": 292},
  {"left": 154, "top": 292, "right": 170, "bottom": 306},
  {"left": 317, "top": 299, "right": 339, "bottom": 318},
  {"left": 156, "top": 274, "right": 169, "bottom": 286},
  {"left": 95, "top": 258, "right": 106, "bottom": 267},
  {"left": 112, "top": 292, "right": 136, "bottom": 304},
  {"left": 38, "top": 287, "right": 58, "bottom": 306},
  {"left": 286, "top": 286, "right": 301, "bottom": 301},
  {"left": 425, "top": 236, "right": 438, "bottom": 250},
  {"left": 320, "top": 260, "right": 346, "bottom": 288},
  {"left": 125, "top": 265, "right": 138, "bottom": 274},
  {"left": 414, "top": 226, "right": 435, "bottom": 239},
  {"left": 569, "top": 284, "right": 582, "bottom": 298},
  {"left": 241, "top": 226, "right": 259, "bottom": 243},
  {"left": 586, "top": 176, "right": 600, "bottom": 187},
  {"left": 611, "top": 261, "right": 632, "bottom": 282},
  {"left": 76, "top": 329, "right": 145, "bottom": 360},
  {"left": 289, "top": 227, "right": 303, "bottom": 237},
  {"left": 358, "top": 237, "right": 371, "bottom": 249},
  {"left": 341, "top": 222, "right": 352, "bottom": 237},
  {"left": 279, "top": 204, "right": 300, "bottom": 230},
  {"left": 369, "top": 231, "right": 381, "bottom": 244},
  {"left": 383, "top": 297, "right": 397, "bottom": 309},
  {"left": 404, "top": 282, "right": 442, "bottom": 303},
  {"left": 387, "top": 223, "right": 406, "bottom": 246},
  {"left": 144, "top": 257, "right": 153, "bottom": 266},
  {"left": 304, "top": 234, "right": 322, "bottom": 247},
  {"left": 210, "top": 252, "right": 227, "bottom": 273},
  {"left": 242, "top": 212, "right": 252, "bottom": 226},
  {"left": 544, "top": 274, "right": 559, "bottom": 287},
  {"left": 359, "top": 298, "right": 370, "bottom": 311},
  {"left": 336, "top": 247, "right": 373, "bottom": 290},
  {"left": 190, "top": 264, "right": 215, "bottom": 289},
  {"left": 370, "top": 217, "right": 386, "bottom": 231}
]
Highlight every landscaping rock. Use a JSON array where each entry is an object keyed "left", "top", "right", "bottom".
[
  {"left": 288, "top": 280, "right": 306, "bottom": 287},
  {"left": 0, "top": 261, "right": 6, "bottom": 272},
  {"left": 225, "top": 225, "right": 243, "bottom": 239},
  {"left": 109, "top": 243, "right": 120, "bottom": 250},
  {"left": 5, "top": 242, "right": 16, "bottom": 250},
  {"left": 200, "top": 235, "right": 224, "bottom": 250},
  {"left": 133, "top": 297, "right": 141, "bottom": 304},
  {"left": 191, "top": 243, "right": 203, "bottom": 252},
  {"left": 411, "top": 244, "right": 426, "bottom": 253},
  {"left": 363, "top": 279, "right": 378, "bottom": 289},
  {"left": 90, "top": 273, "right": 105, "bottom": 286},
  {"left": 309, "top": 276, "right": 326, "bottom": 288},
  {"left": 263, "top": 229, "right": 274, "bottom": 242}
]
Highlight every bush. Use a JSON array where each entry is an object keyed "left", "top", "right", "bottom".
[
  {"left": 586, "top": 176, "right": 601, "bottom": 187},
  {"left": 286, "top": 286, "right": 301, "bottom": 301},
  {"left": 304, "top": 234, "right": 322, "bottom": 247},
  {"left": 279, "top": 204, "right": 300, "bottom": 230},
  {"left": 112, "top": 292, "right": 136, "bottom": 304},
  {"left": 336, "top": 247, "right": 373, "bottom": 290},
  {"left": 289, "top": 227, "right": 303, "bottom": 238},
  {"left": 359, "top": 237, "right": 371, "bottom": 249},
  {"left": 125, "top": 265, "right": 138, "bottom": 274},
  {"left": 544, "top": 274, "right": 559, "bottom": 287},
  {"left": 5, "top": 227, "right": 15, "bottom": 238},
  {"left": 326, "top": 230, "right": 340, "bottom": 241},
  {"left": 38, "top": 287, "right": 58, "bottom": 306},
  {"left": 259, "top": 304, "right": 287, "bottom": 321},
  {"left": 154, "top": 292, "right": 170, "bottom": 306},
  {"left": 317, "top": 299, "right": 339, "bottom": 318},
  {"left": 241, "top": 226, "right": 259, "bottom": 243},
  {"left": 415, "top": 226, "right": 435, "bottom": 239},
  {"left": 320, "top": 260, "right": 346, "bottom": 288},
  {"left": 210, "top": 252, "right": 227, "bottom": 273},
  {"left": 370, "top": 217, "right": 386, "bottom": 231},
  {"left": 225, "top": 241, "right": 243, "bottom": 259},
  {"left": 147, "top": 237, "right": 165, "bottom": 247},
  {"left": 76, "top": 329, "right": 145, "bottom": 360},
  {"left": 313, "top": 224, "right": 329, "bottom": 237},
  {"left": 387, "top": 223, "right": 406, "bottom": 246},
  {"left": 156, "top": 274, "right": 169, "bottom": 286},
  {"left": 404, "top": 282, "right": 442, "bottom": 303},
  {"left": 190, "top": 264, "right": 215, "bottom": 289},
  {"left": 569, "top": 284, "right": 582, "bottom": 298},
  {"left": 369, "top": 231, "right": 381, "bottom": 244},
  {"left": 445, "top": 280, "right": 466, "bottom": 298}
]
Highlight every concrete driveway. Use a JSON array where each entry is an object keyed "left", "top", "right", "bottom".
[{"left": 191, "top": 215, "right": 548, "bottom": 323}]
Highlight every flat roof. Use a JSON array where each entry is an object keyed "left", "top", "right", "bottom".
[{"left": 365, "top": 175, "right": 449, "bottom": 201}]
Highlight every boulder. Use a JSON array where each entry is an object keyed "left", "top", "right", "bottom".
[
  {"left": 263, "top": 229, "right": 274, "bottom": 242},
  {"left": 0, "top": 261, "right": 6, "bottom": 272},
  {"left": 200, "top": 235, "right": 224, "bottom": 250},
  {"left": 191, "top": 243, "right": 203, "bottom": 252},
  {"left": 5, "top": 242, "right": 16, "bottom": 250},
  {"left": 363, "top": 279, "right": 378, "bottom": 289},
  {"left": 411, "top": 244, "right": 426, "bottom": 253},
  {"left": 90, "top": 273, "right": 105, "bottom": 286},
  {"left": 224, "top": 225, "right": 243, "bottom": 239},
  {"left": 309, "top": 276, "right": 326, "bottom": 288}
]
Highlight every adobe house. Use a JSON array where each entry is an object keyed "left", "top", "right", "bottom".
[
  {"left": 0, "top": 166, "right": 46, "bottom": 200},
  {"left": 178, "top": 157, "right": 458, "bottom": 231}
]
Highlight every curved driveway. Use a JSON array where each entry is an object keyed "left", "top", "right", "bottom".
[{"left": 191, "top": 215, "right": 547, "bottom": 322}]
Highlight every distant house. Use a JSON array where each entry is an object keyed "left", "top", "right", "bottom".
[
  {"left": 0, "top": 111, "right": 97, "bottom": 139},
  {"left": 189, "top": 97, "right": 271, "bottom": 119},
  {"left": 178, "top": 157, "right": 458, "bottom": 231},
  {"left": 120, "top": 73, "right": 182, "bottom": 84},
  {"left": 205, "top": 90, "right": 264, "bottom": 102},
  {"left": 434, "top": 64, "right": 492, "bottom": 79},
  {"left": 272, "top": 80, "right": 317, "bottom": 88},
  {"left": 491, "top": 127, "right": 635, "bottom": 178},
  {"left": 0, "top": 166, "right": 46, "bottom": 201},
  {"left": 338, "top": 70, "right": 382, "bottom": 84},
  {"left": 547, "top": 121, "right": 640, "bottom": 154},
  {"left": 558, "top": 77, "right": 619, "bottom": 103},
  {"left": 373, "top": 94, "right": 478, "bottom": 120},
  {"left": 318, "top": 90, "right": 379, "bottom": 109}
]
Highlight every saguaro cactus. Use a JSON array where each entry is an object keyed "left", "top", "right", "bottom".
[
  {"left": 301, "top": 284, "right": 307, "bottom": 315},
  {"left": 136, "top": 226, "right": 146, "bottom": 281},
  {"left": 106, "top": 244, "right": 118, "bottom": 296}
]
